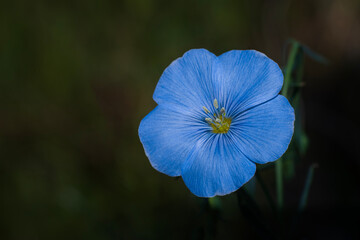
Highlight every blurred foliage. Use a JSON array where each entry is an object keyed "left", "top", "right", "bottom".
[{"left": 0, "top": 0, "right": 360, "bottom": 239}]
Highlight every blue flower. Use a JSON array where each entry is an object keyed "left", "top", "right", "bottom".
[{"left": 139, "top": 49, "right": 294, "bottom": 197}]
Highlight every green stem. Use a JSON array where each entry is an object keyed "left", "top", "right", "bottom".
[
  {"left": 282, "top": 41, "right": 300, "bottom": 98},
  {"left": 276, "top": 41, "right": 301, "bottom": 213}
]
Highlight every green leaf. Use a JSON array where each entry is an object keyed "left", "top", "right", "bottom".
[
  {"left": 298, "top": 163, "right": 318, "bottom": 213},
  {"left": 302, "top": 44, "right": 329, "bottom": 64}
]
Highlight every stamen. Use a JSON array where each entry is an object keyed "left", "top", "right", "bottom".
[
  {"left": 220, "top": 107, "right": 225, "bottom": 115},
  {"left": 202, "top": 106, "right": 210, "bottom": 114},
  {"left": 202, "top": 100, "right": 231, "bottom": 134},
  {"left": 205, "top": 118, "right": 213, "bottom": 123},
  {"left": 213, "top": 99, "right": 219, "bottom": 109}
]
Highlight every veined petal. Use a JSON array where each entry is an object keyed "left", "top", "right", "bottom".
[
  {"left": 153, "top": 49, "right": 216, "bottom": 110},
  {"left": 181, "top": 134, "right": 256, "bottom": 197},
  {"left": 138, "top": 105, "right": 209, "bottom": 177},
  {"left": 229, "top": 95, "right": 295, "bottom": 164},
  {"left": 213, "top": 50, "right": 283, "bottom": 116}
]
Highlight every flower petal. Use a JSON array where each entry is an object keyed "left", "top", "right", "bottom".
[
  {"left": 230, "top": 95, "right": 295, "bottom": 164},
  {"left": 213, "top": 50, "right": 283, "bottom": 116},
  {"left": 153, "top": 49, "right": 216, "bottom": 110},
  {"left": 138, "top": 105, "right": 208, "bottom": 177},
  {"left": 181, "top": 134, "right": 256, "bottom": 197}
]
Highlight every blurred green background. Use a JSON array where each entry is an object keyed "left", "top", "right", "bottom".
[{"left": 1, "top": 0, "right": 359, "bottom": 239}]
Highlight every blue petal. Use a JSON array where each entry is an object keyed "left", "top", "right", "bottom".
[
  {"left": 138, "top": 105, "right": 208, "bottom": 177},
  {"left": 181, "top": 134, "right": 256, "bottom": 197},
  {"left": 229, "top": 95, "right": 295, "bottom": 164},
  {"left": 213, "top": 50, "right": 283, "bottom": 117},
  {"left": 153, "top": 49, "right": 216, "bottom": 110}
]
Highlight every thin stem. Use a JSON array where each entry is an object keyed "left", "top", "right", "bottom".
[
  {"left": 275, "top": 41, "right": 300, "bottom": 213},
  {"left": 282, "top": 41, "right": 300, "bottom": 98}
]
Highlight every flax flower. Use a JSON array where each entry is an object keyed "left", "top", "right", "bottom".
[{"left": 139, "top": 49, "right": 294, "bottom": 197}]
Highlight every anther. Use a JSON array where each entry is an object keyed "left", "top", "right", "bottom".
[
  {"left": 213, "top": 99, "right": 219, "bottom": 109},
  {"left": 202, "top": 106, "right": 210, "bottom": 114},
  {"left": 220, "top": 107, "right": 225, "bottom": 115},
  {"left": 215, "top": 118, "right": 221, "bottom": 123},
  {"left": 205, "top": 118, "right": 213, "bottom": 123}
]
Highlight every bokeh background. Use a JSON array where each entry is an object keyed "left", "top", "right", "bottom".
[{"left": 1, "top": 0, "right": 359, "bottom": 239}]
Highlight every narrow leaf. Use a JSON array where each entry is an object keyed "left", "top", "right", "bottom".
[
  {"left": 298, "top": 163, "right": 318, "bottom": 213},
  {"left": 302, "top": 44, "right": 329, "bottom": 64}
]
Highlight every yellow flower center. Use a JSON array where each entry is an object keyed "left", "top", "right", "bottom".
[
  {"left": 210, "top": 115, "right": 232, "bottom": 134},
  {"left": 203, "top": 99, "right": 232, "bottom": 134}
]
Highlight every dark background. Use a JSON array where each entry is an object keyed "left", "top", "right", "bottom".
[{"left": 1, "top": 0, "right": 359, "bottom": 239}]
